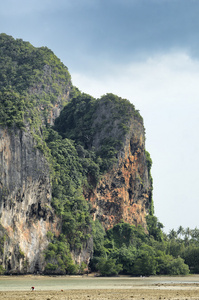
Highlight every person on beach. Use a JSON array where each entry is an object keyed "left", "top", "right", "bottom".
[{"left": 31, "top": 286, "right": 35, "bottom": 291}]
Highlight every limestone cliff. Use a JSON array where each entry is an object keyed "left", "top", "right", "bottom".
[
  {"left": 0, "top": 34, "right": 153, "bottom": 275},
  {"left": 0, "top": 34, "right": 74, "bottom": 273},
  {"left": 83, "top": 95, "right": 152, "bottom": 231},
  {"left": 88, "top": 123, "right": 151, "bottom": 230},
  {"left": 0, "top": 126, "right": 60, "bottom": 273}
]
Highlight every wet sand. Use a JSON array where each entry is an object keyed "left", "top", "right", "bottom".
[
  {"left": 1, "top": 288, "right": 199, "bottom": 300},
  {"left": 1, "top": 275, "right": 199, "bottom": 299}
]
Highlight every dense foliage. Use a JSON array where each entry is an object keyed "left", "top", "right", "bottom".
[
  {"left": 45, "top": 128, "right": 92, "bottom": 247},
  {"left": 0, "top": 33, "right": 70, "bottom": 94},
  {"left": 54, "top": 92, "right": 142, "bottom": 173},
  {"left": 0, "top": 90, "right": 26, "bottom": 128},
  {"left": 0, "top": 33, "right": 71, "bottom": 128},
  {"left": 145, "top": 151, "right": 154, "bottom": 215},
  {"left": 44, "top": 233, "right": 87, "bottom": 275},
  {"left": 166, "top": 227, "right": 199, "bottom": 274},
  {"left": 90, "top": 220, "right": 191, "bottom": 276},
  {"left": 41, "top": 127, "right": 94, "bottom": 274}
]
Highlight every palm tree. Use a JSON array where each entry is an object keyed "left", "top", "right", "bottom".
[
  {"left": 185, "top": 227, "right": 191, "bottom": 239},
  {"left": 168, "top": 229, "right": 177, "bottom": 240},
  {"left": 177, "top": 226, "right": 185, "bottom": 239},
  {"left": 191, "top": 227, "right": 199, "bottom": 241},
  {"left": 184, "top": 227, "right": 192, "bottom": 246}
]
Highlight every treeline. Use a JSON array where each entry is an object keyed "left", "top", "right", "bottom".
[
  {"left": 44, "top": 215, "right": 199, "bottom": 276},
  {"left": 89, "top": 218, "right": 192, "bottom": 276},
  {"left": 166, "top": 226, "right": 199, "bottom": 274}
]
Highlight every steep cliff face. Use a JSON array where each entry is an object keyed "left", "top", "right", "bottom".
[
  {"left": 55, "top": 93, "right": 153, "bottom": 232},
  {"left": 0, "top": 126, "right": 60, "bottom": 273},
  {"left": 88, "top": 120, "right": 151, "bottom": 230},
  {"left": 0, "top": 34, "right": 75, "bottom": 273},
  {"left": 83, "top": 97, "right": 152, "bottom": 230},
  {"left": 28, "top": 63, "right": 72, "bottom": 125}
]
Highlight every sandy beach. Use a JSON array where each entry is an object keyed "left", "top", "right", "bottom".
[
  {"left": 1, "top": 275, "right": 199, "bottom": 299},
  {"left": 1, "top": 287, "right": 199, "bottom": 300}
]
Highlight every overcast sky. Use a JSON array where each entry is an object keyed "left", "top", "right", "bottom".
[{"left": 1, "top": 0, "right": 199, "bottom": 233}]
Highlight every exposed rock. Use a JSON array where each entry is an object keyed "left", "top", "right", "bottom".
[
  {"left": 71, "top": 235, "right": 93, "bottom": 266},
  {"left": 86, "top": 109, "right": 152, "bottom": 231},
  {"left": 0, "top": 126, "right": 60, "bottom": 273},
  {"left": 28, "top": 64, "right": 72, "bottom": 125}
]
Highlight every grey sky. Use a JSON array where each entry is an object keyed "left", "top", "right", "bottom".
[
  {"left": 2, "top": 0, "right": 199, "bottom": 67},
  {"left": 1, "top": 0, "right": 199, "bottom": 232}
]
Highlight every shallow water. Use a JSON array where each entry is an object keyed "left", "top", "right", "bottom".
[{"left": 0, "top": 275, "right": 199, "bottom": 291}]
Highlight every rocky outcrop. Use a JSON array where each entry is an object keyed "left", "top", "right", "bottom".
[
  {"left": 86, "top": 108, "right": 152, "bottom": 231},
  {"left": 28, "top": 64, "right": 72, "bottom": 125},
  {"left": 71, "top": 236, "right": 93, "bottom": 266},
  {"left": 0, "top": 126, "right": 60, "bottom": 273}
]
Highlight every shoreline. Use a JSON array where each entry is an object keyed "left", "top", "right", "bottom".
[
  {"left": 1, "top": 275, "right": 199, "bottom": 299},
  {"left": 1, "top": 273, "right": 199, "bottom": 278},
  {"left": 0, "top": 274, "right": 199, "bottom": 300},
  {"left": 1, "top": 287, "right": 199, "bottom": 300}
]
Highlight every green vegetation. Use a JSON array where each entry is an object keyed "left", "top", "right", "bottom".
[
  {"left": 54, "top": 92, "right": 142, "bottom": 174},
  {"left": 0, "top": 224, "right": 7, "bottom": 274},
  {"left": 0, "top": 33, "right": 71, "bottom": 131},
  {"left": 44, "top": 233, "right": 88, "bottom": 275},
  {"left": 90, "top": 220, "right": 190, "bottom": 276},
  {"left": 0, "top": 265, "right": 5, "bottom": 275},
  {"left": 96, "top": 257, "right": 123, "bottom": 276},
  {"left": 44, "top": 234, "right": 79, "bottom": 275},
  {"left": 43, "top": 128, "right": 93, "bottom": 274},
  {"left": 0, "top": 33, "right": 70, "bottom": 95},
  {"left": 0, "top": 90, "right": 26, "bottom": 128},
  {"left": 45, "top": 128, "right": 92, "bottom": 247},
  {"left": 0, "top": 234, "right": 6, "bottom": 256},
  {"left": 18, "top": 247, "right": 25, "bottom": 259},
  {"left": 166, "top": 227, "right": 199, "bottom": 274},
  {"left": 145, "top": 151, "right": 154, "bottom": 215}
]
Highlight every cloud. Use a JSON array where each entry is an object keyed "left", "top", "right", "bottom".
[
  {"left": 0, "top": 0, "right": 98, "bottom": 17},
  {"left": 2, "top": 0, "right": 199, "bottom": 61},
  {"left": 0, "top": 0, "right": 47, "bottom": 16},
  {"left": 71, "top": 51, "right": 199, "bottom": 232},
  {"left": 71, "top": 51, "right": 199, "bottom": 107}
]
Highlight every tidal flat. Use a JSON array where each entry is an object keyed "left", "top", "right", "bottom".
[{"left": 0, "top": 275, "right": 199, "bottom": 299}]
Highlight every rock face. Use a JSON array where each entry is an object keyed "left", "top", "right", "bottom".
[
  {"left": 0, "top": 97, "right": 152, "bottom": 274},
  {"left": 87, "top": 107, "right": 152, "bottom": 231},
  {"left": 28, "top": 63, "right": 72, "bottom": 125},
  {"left": 71, "top": 237, "right": 94, "bottom": 266},
  {"left": 0, "top": 34, "right": 153, "bottom": 274},
  {"left": 0, "top": 126, "right": 60, "bottom": 273},
  {"left": 0, "top": 123, "right": 94, "bottom": 273},
  {"left": 0, "top": 33, "right": 75, "bottom": 273}
]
